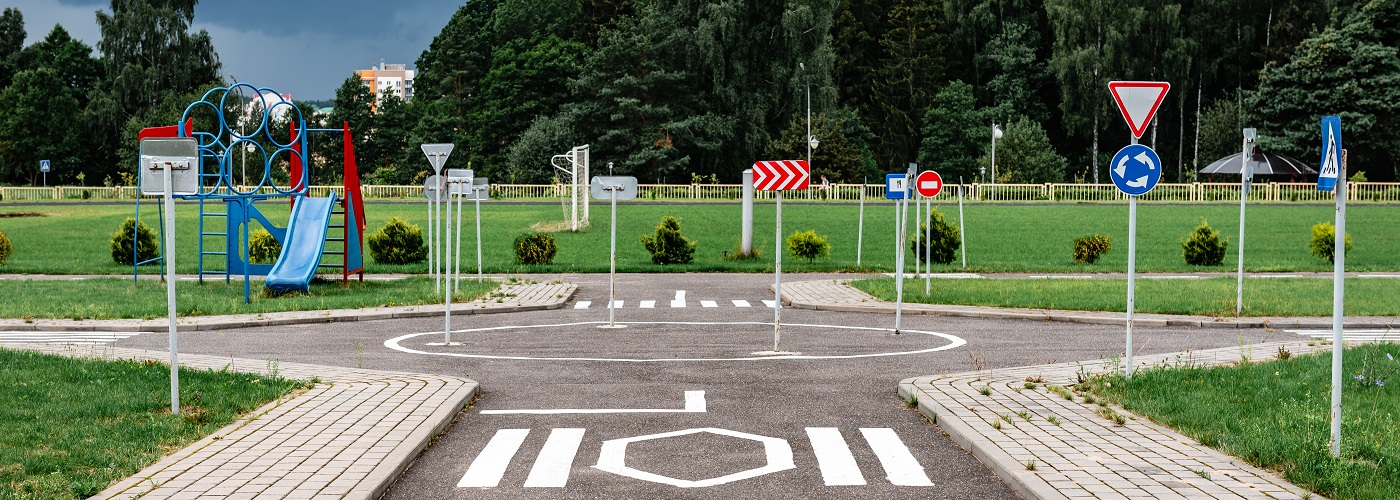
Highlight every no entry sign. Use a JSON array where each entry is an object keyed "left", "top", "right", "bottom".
[{"left": 915, "top": 171, "right": 942, "bottom": 198}]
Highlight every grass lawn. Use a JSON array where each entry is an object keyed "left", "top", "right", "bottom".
[
  {"left": 1083, "top": 343, "right": 1400, "bottom": 500},
  {"left": 851, "top": 276, "right": 1400, "bottom": 317},
  {"left": 0, "top": 348, "right": 308, "bottom": 499},
  {"left": 1, "top": 201, "right": 1398, "bottom": 275},
  {"left": 0, "top": 276, "right": 499, "bottom": 320}
]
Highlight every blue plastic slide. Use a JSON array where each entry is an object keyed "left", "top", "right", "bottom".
[{"left": 265, "top": 195, "right": 337, "bottom": 293}]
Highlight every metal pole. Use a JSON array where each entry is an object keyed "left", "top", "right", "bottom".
[
  {"left": 894, "top": 189, "right": 909, "bottom": 333},
  {"left": 443, "top": 177, "right": 453, "bottom": 344},
  {"left": 1126, "top": 136, "right": 1139, "bottom": 377},
  {"left": 475, "top": 190, "right": 483, "bottom": 283},
  {"left": 1330, "top": 151, "right": 1348, "bottom": 457},
  {"left": 990, "top": 126, "right": 996, "bottom": 201},
  {"left": 958, "top": 178, "right": 967, "bottom": 268},
  {"left": 857, "top": 180, "right": 865, "bottom": 266},
  {"left": 925, "top": 194, "right": 931, "bottom": 294},
  {"left": 773, "top": 191, "right": 783, "bottom": 351},
  {"left": 455, "top": 182, "right": 464, "bottom": 294},
  {"left": 742, "top": 170, "right": 754, "bottom": 256},
  {"left": 1236, "top": 133, "right": 1252, "bottom": 314},
  {"left": 609, "top": 188, "right": 619, "bottom": 327},
  {"left": 163, "top": 163, "right": 179, "bottom": 415},
  {"left": 427, "top": 194, "right": 434, "bottom": 289}
]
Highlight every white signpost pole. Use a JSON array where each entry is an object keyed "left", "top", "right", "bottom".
[
  {"left": 427, "top": 195, "right": 434, "bottom": 287},
  {"left": 455, "top": 179, "right": 464, "bottom": 293},
  {"left": 443, "top": 174, "right": 453, "bottom": 344},
  {"left": 925, "top": 194, "right": 931, "bottom": 295},
  {"left": 856, "top": 179, "right": 865, "bottom": 267},
  {"left": 894, "top": 165, "right": 913, "bottom": 333},
  {"left": 608, "top": 187, "right": 620, "bottom": 327},
  {"left": 475, "top": 185, "right": 484, "bottom": 283},
  {"left": 162, "top": 162, "right": 180, "bottom": 415},
  {"left": 774, "top": 188, "right": 783, "bottom": 350},
  {"left": 1330, "top": 151, "right": 1347, "bottom": 456},
  {"left": 958, "top": 178, "right": 967, "bottom": 268},
  {"left": 1237, "top": 128, "right": 1256, "bottom": 314}
]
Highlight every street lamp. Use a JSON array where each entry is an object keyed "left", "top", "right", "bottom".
[
  {"left": 990, "top": 123, "right": 1004, "bottom": 184},
  {"left": 801, "top": 63, "right": 817, "bottom": 167}
]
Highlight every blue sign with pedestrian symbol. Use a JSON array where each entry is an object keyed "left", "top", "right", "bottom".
[
  {"left": 1109, "top": 144, "right": 1161, "bottom": 196},
  {"left": 40, "top": 160, "right": 50, "bottom": 173}
]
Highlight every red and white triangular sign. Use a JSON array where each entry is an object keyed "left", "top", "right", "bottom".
[{"left": 1108, "top": 81, "right": 1170, "bottom": 139}]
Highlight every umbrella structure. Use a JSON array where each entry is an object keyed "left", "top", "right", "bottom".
[{"left": 1200, "top": 152, "right": 1317, "bottom": 176}]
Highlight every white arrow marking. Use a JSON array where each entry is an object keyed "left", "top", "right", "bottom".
[
  {"left": 1126, "top": 175, "right": 1149, "bottom": 188},
  {"left": 523, "top": 428, "right": 586, "bottom": 488},
  {"left": 1114, "top": 155, "right": 1130, "bottom": 179},
  {"left": 1134, "top": 151, "right": 1155, "bottom": 170}
]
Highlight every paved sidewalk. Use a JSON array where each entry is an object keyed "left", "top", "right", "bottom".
[
  {"left": 0, "top": 280, "right": 576, "bottom": 332},
  {"left": 15, "top": 344, "right": 478, "bottom": 500},
  {"left": 781, "top": 279, "right": 1400, "bottom": 330},
  {"left": 898, "top": 341, "right": 1324, "bottom": 500}
]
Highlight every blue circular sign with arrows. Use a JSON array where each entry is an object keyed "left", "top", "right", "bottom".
[{"left": 1109, "top": 144, "right": 1162, "bottom": 196}]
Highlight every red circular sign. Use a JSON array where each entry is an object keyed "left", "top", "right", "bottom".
[{"left": 915, "top": 170, "right": 943, "bottom": 198}]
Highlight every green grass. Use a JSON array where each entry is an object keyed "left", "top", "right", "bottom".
[
  {"left": 0, "top": 349, "right": 307, "bottom": 499},
  {"left": 1084, "top": 343, "right": 1400, "bottom": 500},
  {"left": 0, "top": 276, "right": 499, "bottom": 320},
  {"left": 1, "top": 202, "right": 1398, "bottom": 275},
  {"left": 851, "top": 276, "right": 1400, "bottom": 317}
]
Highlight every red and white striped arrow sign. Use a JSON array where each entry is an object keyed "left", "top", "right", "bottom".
[{"left": 752, "top": 160, "right": 810, "bottom": 191}]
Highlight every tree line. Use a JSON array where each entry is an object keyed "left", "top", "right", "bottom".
[{"left": 2, "top": 0, "right": 1397, "bottom": 188}]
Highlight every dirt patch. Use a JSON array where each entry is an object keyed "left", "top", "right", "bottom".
[
  {"left": 529, "top": 220, "right": 583, "bottom": 233},
  {"left": 0, "top": 212, "right": 45, "bottom": 218}
]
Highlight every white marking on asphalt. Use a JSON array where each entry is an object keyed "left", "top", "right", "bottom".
[
  {"left": 480, "top": 391, "right": 707, "bottom": 414},
  {"left": 1286, "top": 329, "right": 1400, "bottom": 341},
  {"left": 573, "top": 301, "right": 591, "bottom": 309},
  {"left": 1253, "top": 274, "right": 1302, "bottom": 278},
  {"left": 860, "top": 428, "right": 933, "bottom": 486},
  {"left": 594, "top": 427, "right": 794, "bottom": 488},
  {"left": 0, "top": 332, "right": 144, "bottom": 345},
  {"left": 671, "top": 290, "right": 686, "bottom": 308},
  {"left": 701, "top": 300, "right": 718, "bottom": 308},
  {"left": 762, "top": 300, "right": 776, "bottom": 308},
  {"left": 883, "top": 273, "right": 983, "bottom": 279},
  {"left": 1359, "top": 274, "right": 1400, "bottom": 278},
  {"left": 805, "top": 427, "right": 867, "bottom": 486},
  {"left": 640, "top": 300, "right": 656, "bottom": 308},
  {"left": 523, "top": 428, "right": 586, "bottom": 488},
  {"left": 1027, "top": 275, "right": 1094, "bottom": 279},
  {"left": 732, "top": 300, "right": 751, "bottom": 307},
  {"left": 1140, "top": 275, "right": 1201, "bottom": 279},
  {"left": 458, "top": 429, "right": 531, "bottom": 487},
  {"left": 613, "top": 300, "right": 624, "bottom": 308}
]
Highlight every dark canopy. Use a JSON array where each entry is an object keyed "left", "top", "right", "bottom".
[{"left": 1200, "top": 152, "right": 1317, "bottom": 176}]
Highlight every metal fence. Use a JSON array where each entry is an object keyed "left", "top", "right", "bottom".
[{"left": 3, "top": 182, "right": 1400, "bottom": 203}]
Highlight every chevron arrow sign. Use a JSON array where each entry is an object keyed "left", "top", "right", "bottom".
[{"left": 751, "top": 160, "right": 810, "bottom": 191}]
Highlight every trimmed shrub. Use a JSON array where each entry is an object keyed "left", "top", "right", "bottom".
[
  {"left": 368, "top": 217, "right": 428, "bottom": 264},
  {"left": 248, "top": 229, "right": 282, "bottom": 263},
  {"left": 1182, "top": 218, "right": 1228, "bottom": 266},
  {"left": 0, "top": 230, "right": 11, "bottom": 266},
  {"left": 514, "top": 232, "right": 557, "bottom": 265},
  {"left": 640, "top": 215, "right": 697, "bottom": 265},
  {"left": 110, "top": 217, "right": 160, "bottom": 265},
  {"left": 1310, "top": 221, "right": 1353, "bottom": 264},
  {"left": 1072, "top": 234, "right": 1112, "bottom": 264},
  {"left": 786, "top": 230, "right": 831, "bottom": 264},
  {"left": 912, "top": 208, "right": 961, "bottom": 264}
]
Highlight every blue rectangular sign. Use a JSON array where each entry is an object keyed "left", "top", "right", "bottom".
[
  {"left": 885, "top": 174, "right": 908, "bottom": 200},
  {"left": 1318, "top": 116, "right": 1342, "bottom": 192},
  {"left": 39, "top": 159, "right": 50, "bottom": 173}
]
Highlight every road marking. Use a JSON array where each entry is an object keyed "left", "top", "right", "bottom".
[
  {"left": 1140, "top": 275, "right": 1201, "bottom": 279},
  {"left": 1287, "top": 329, "right": 1399, "bottom": 341},
  {"left": 0, "top": 331, "right": 144, "bottom": 345},
  {"left": 762, "top": 300, "right": 776, "bottom": 308},
  {"left": 523, "top": 428, "right": 586, "bottom": 488},
  {"left": 1359, "top": 274, "right": 1400, "bottom": 278},
  {"left": 805, "top": 427, "right": 866, "bottom": 486},
  {"left": 1027, "top": 275, "right": 1094, "bottom": 279},
  {"left": 701, "top": 300, "right": 718, "bottom": 308},
  {"left": 732, "top": 300, "right": 751, "bottom": 307},
  {"left": 613, "top": 300, "right": 624, "bottom": 308},
  {"left": 481, "top": 390, "right": 706, "bottom": 415},
  {"left": 574, "top": 301, "right": 591, "bottom": 310},
  {"left": 1253, "top": 274, "right": 1302, "bottom": 278},
  {"left": 860, "top": 428, "right": 933, "bottom": 486},
  {"left": 671, "top": 290, "right": 686, "bottom": 308},
  {"left": 640, "top": 300, "right": 656, "bottom": 308},
  {"left": 458, "top": 429, "right": 531, "bottom": 487},
  {"left": 594, "top": 427, "right": 795, "bottom": 488}
]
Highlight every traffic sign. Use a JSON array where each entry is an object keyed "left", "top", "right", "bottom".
[
  {"left": 885, "top": 174, "right": 908, "bottom": 200},
  {"left": 446, "top": 168, "right": 473, "bottom": 195},
  {"left": 915, "top": 170, "right": 943, "bottom": 198},
  {"left": 751, "top": 160, "right": 810, "bottom": 191},
  {"left": 590, "top": 176, "right": 639, "bottom": 200},
  {"left": 1108, "top": 81, "right": 1170, "bottom": 139},
  {"left": 1318, "top": 116, "right": 1342, "bottom": 192},
  {"left": 39, "top": 160, "right": 50, "bottom": 173},
  {"left": 421, "top": 143, "right": 454, "bottom": 173},
  {"left": 423, "top": 174, "right": 444, "bottom": 202},
  {"left": 1109, "top": 144, "right": 1162, "bottom": 196}
]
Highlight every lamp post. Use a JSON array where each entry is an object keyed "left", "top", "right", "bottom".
[
  {"left": 990, "top": 123, "right": 1003, "bottom": 199},
  {"left": 801, "top": 63, "right": 819, "bottom": 167}
]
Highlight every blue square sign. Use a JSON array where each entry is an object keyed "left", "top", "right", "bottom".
[
  {"left": 40, "top": 159, "right": 50, "bottom": 173},
  {"left": 885, "top": 173, "right": 908, "bottom": 200},
  {"left": 1318, "top": 116, "right": 1342, "bottom": 192}
]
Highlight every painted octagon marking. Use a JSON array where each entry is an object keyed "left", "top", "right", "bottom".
[
  {"left": 594, "top": 427, "right": 795, "bottom": 488},
  {"left": 383, "top": 321, "right": 966, "bottom": 362}
]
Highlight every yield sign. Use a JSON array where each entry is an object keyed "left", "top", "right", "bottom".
[
  {"left": 752, "top": 160, "right": 810, "bottom": 191},
  {"left": 915, "top": 170, "right": 943, "bottom": 198},
  {"left": 1108, "top": 81, "right": 1170, "bottom": 139},
  {"left": 420, "top": 143, "right": 454, "bottom": 173}
]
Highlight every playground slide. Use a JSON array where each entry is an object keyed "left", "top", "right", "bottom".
[{"left": 265, "top": 195, "right": 337, "bottom": 293}]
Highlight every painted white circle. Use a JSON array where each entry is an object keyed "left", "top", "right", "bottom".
[{"left": 384, "top": 321, "right": 965, "bottom": 362}]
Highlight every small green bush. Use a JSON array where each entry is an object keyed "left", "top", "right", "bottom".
[
  {"left": 110, "top": 217, "right": 160, "bottom": 265},
  {"left": 640, "top": 215, "right": 697, "bottom": 265},
  {"left": 786, "top": 230, "right": 831, "bottom": 264},
  {"left": 1310, "top": 221, "right": 1353, "bottom": 264},
  {"left": 0, "top": 230, "right": 11, "bottom": 266},
  {"left": 248, "top": 229, "right": 282, "bottom": 263},
  {"left": 1072, "top": 234, "right": 1112, "bottom": 264},
  {"left": 514, "top": 232, "right": 557, "bottom": 265},
  {"left": 367, "top": 217, "right": 427, "bottom": 264},
  {"left": 1182, "top": 218, "right": 1228, "bottom": 266},
  {"left": 912, "top": 208, "right": 961, "bottom": 264}
]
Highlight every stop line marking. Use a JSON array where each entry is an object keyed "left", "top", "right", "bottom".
[{"left": 481, "top": 390, "right": 706, "bottom": 415}]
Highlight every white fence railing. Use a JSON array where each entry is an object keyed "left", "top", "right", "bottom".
[{"left": 3, "top": 182, "right": 1399, "bottom": 203}]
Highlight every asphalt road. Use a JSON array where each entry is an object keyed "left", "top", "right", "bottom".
[{"left": 110, "top": 273, "right": 1301, "bottom": 499}]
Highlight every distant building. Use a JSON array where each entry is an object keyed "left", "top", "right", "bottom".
[{"left": 356, "top": 61, "right": 415, "bottom": 110}]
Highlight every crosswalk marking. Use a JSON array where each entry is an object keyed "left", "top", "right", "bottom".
[
  {"left": 569, "top": 298, "right": 785, "bottom": 311},
  {"left": 1287, "top": 329, "right": 1400, "bottom": 342},
  {"left": 806, "top": 427, "right": 866, "bottom": 486},
  {"left": 671, "top": 290, "right": 686, "bottom": 308},
  {"left": 459, "top": 429, "right": 531, "bottom": 487},
  {"left": 574, "top": 301, "right": 591, "bottom": 310},
  {"left": 640, "top": 300, "right": 656, "bottom": 308},
  {"left": 860, "top": 428, "right": 933, "bottom": 486},
  {"left": 763, "top": 300, "right": 776, "bottom": 308},
  {"left": 0, "top": 331, "right": 144, "bottom": 345},
  {"left": 701, "top": 300, "right": 718, "bottom": 308},
  {"left": 613, "top": 300, "right": 624, "bottom": 308},
  {"left": 523, "top": 428, "right": 586, "bottom": 488},
  {"left": 733, "top": 300, "right": 751, "bottom": 307}
]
